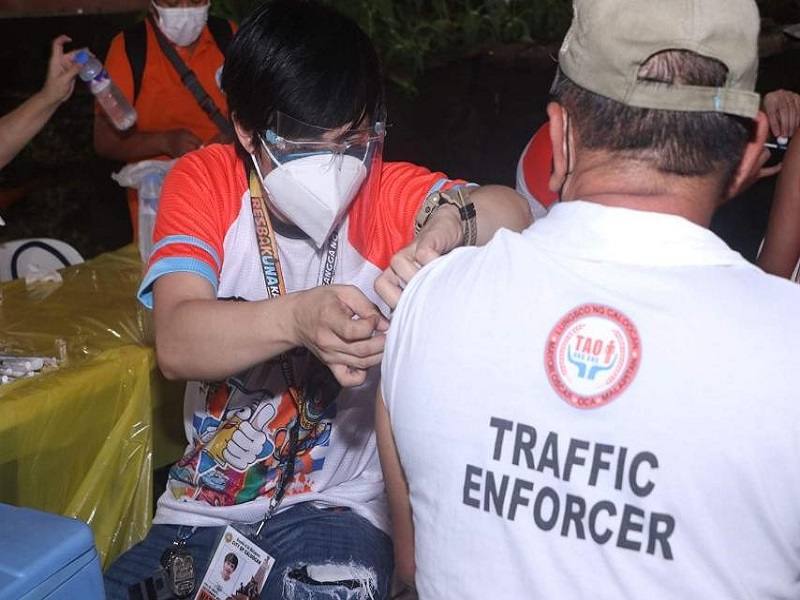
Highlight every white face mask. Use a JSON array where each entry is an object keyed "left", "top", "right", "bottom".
[
  {"left": 152, "top": 2, "right": 209, "bottom": 47},
  {"left": 252, "top": 149, "right": 367, "bottom": 248}
]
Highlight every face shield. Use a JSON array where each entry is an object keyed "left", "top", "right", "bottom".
[
  {"left": 253, "top": 109, "right": 387, "bottom": 248},
  {"left": 263, "top": 109, "right": 386, "bottom": 169}
]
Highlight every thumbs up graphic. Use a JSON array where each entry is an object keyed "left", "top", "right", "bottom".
[{"left": 207, "top": 403, "right": 277, "bottom": 471}]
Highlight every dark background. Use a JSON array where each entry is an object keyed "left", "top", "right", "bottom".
[{"left": 1, "top": 10, "right": 800, "bottom": 263}]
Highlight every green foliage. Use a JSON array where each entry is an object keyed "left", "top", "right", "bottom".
[{"left": 209, "top": 0, "right": 572, "bottom": 92}]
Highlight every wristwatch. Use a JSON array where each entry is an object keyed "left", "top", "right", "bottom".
[{"left": 413, "top": 186, "right": 477, "bottom": 245}]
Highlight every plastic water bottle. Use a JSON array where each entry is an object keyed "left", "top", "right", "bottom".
[
  {"left": 74, "top": 50, "right": 137, "bottom": 131},
  {"left": 138, "top": 171, "right": 163, "bottom": 263}
]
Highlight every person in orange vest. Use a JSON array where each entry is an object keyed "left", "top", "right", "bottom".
[{"left": 93, "top": 0, "right": 236, "bottom": 239}]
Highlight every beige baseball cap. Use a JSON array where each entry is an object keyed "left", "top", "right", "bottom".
[{"left": 555, "top": 0, "right": 761, "bottom": 118}]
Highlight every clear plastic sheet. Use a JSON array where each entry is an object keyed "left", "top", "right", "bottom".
[{"left": 0, "top": 244, "right": 185, "bottom": 567}]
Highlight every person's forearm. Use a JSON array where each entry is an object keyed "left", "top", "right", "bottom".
[
  {"left": 0, "top": 90, "right": 61, "bottom": 170},
  {"left": 757, "top": 140, "right": 800, "bottom": 278},
  {"left": 470, "top": 184, "right": 534, "bottom": 244},
  {"left": 154, "top": 292, "right": 302, "bottom": 381},
  {"left": 94, "top": 116, "right": 167, "bottom": 162}
]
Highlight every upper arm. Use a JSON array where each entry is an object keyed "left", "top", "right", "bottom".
[
  {"left": 151, "top": 271, "right": 217, "bottom": 373},
  {"left": 138, "top": 147, "right": 242, "bottom": 307},
  {"left": 469, "top": 183, "right": 534, "bottom": 239},
  {"left": 375, "top": 386, "right": 416, "bottom": 586},
  {"left": 153, "top": 271, "right": 216, "bottom": 319}
]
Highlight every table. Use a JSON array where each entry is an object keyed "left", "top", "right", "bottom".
[{"left": 0, "top": 244, "right": 185, "bottom": 567}]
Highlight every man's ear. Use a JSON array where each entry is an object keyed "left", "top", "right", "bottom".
[
  {"left": 725, "top": 110, "right": 770, "bottom": 200},
  {"left": 547, "top": 101, "right": 569, "bottom": 194},
  {"left": 232, "top": 112, "right": 256, "bottom": 154}
]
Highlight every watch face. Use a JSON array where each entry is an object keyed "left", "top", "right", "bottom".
[{"left": 414, "top": 192, "right": 443, "bottom": 235}]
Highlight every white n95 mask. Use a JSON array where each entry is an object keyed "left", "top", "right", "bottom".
[
  {"left": 152, "top": 2, "right": 209, "bottom": 47},
  {"left": 252, "top": 150, "right": 367, "bottom": 248}
]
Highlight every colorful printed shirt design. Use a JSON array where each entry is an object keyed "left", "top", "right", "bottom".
[{"left": 170, "top": 355, "right": 338, "bottom": 507}]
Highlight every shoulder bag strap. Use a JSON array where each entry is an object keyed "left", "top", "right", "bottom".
[
  {"left": 122, "top": 20, "right": 147, "bottom": 104},
  {"left": 146, "top": 14, "right": 233, "bottom": 137},
  {"left": 206, "top": 16, "right": 234, "bottom": 56}
]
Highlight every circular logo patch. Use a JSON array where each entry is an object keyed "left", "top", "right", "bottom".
[{"left": 545, "top": 304, "right": 641, "bottom": 409}]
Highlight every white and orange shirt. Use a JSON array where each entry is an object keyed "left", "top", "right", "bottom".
[{"left": 139, "top": 143, "right": 465, "bottom": 531}]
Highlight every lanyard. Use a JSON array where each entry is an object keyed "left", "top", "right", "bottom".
[
  {"left": 247, "top": 169, "right": 341, "bottom": 535},
  {"left": 250, "top": 171, "right": 339, "bottom": 291},
  {"left": 248, "top": 170, "right": 339, "bottom": 388}
]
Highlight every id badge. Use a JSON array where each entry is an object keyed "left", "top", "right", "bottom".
[{"left": 193, "top": 525, "right": 275, "bottom": 600}]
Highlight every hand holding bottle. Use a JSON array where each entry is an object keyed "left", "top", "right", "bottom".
[
  {"left": 40, "top": 35, "right": 83, "bottom": 107},
  {"left": 0, "top": 35, "right": 84, "bottom": 171}
]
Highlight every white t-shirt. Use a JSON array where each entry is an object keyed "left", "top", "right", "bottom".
[
  {"left": 382, "top": 201, "right": 800, "bottom": 599},
  {"left": 138, "top": 145, "right": 464, "bottom": 532}
]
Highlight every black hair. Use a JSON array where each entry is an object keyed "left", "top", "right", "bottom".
[
  {"left": 224, "top": 552, "right": 238, "bottom": 568},
  {"left": 552, "top": 50, "right": 753, "bottom": 190},
  {"left": 222, "top": 0, "right": 384, "bottom": 155}
]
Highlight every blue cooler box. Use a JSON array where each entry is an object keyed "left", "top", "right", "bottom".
[{"left": 0, "top": 504, "right": 105, "bottom": 600}]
